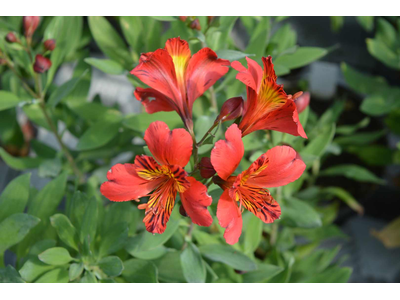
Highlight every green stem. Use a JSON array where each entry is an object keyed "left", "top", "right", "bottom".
[
  {"left": 181, "top": 221, "right": 194, "bottom": 250},
  {"left": 0, "top": 252, "right": 4, "bottom": 268}
]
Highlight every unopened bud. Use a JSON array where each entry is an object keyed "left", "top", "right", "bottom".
[
  {"left": 5, "top": 32, "right": 18, "bottom": 43},
  {"left": 43, "top": 39, "right": 56, "bottom": 51},
  {"left": 199, "top": 157, "right": 216, "bottom": 179},
  {"left": 23, "top": 16, "right": 40, "bottom": 38},
  {"left": 190, "top": 19, "right": 201, "bottom": 30},
  {"left": 179, "top": 205, "right": 188, "bottom": 217},
  {"left": 293, "top": 91, "right": 310, "bottom": 113},
  {"left": 179, "top": 16, "right": 188, "bottom": 22},
  {"left": 33, "top": 54, "right": 52, "bottom": 73},
  {"left": 216, "top": 97, "right": 244, "bottom": 123},
  {"left": 207, "top": 16, "right": 215, "bottom": 24}
]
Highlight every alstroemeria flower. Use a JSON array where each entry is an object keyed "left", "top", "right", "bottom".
[
  {"left": 100, "top": 121, "right": 213, "bottom": 234},
  {"left": 210, "top": 124, "right": 306, "bottom": 244},
  {"left": 231, "top": 56, "right": 307, "bottom": 138},
  {"left": 132, "top": 37, "right": 230, "bottom": 132}
]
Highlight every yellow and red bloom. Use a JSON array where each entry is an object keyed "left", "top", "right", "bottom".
[
  {"left": 210, "top": 124, "right": 306, "bottom": 244},
  {"left": 132, "top": 37, "right": 230, "bottom": 133},
  {"left": 231, "top": 56, "right": 307, "bottom": 138},
  {"left": 100, "top": 121, "right": 213, "bottom": 234}
]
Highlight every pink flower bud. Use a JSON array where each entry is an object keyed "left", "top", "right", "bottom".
[
  {"left": 190, "top": 19, "right": 201, "bottom": 30},
  {"left": 23, "top": 16, "right": 40, "bottom": 37},
  {"left": 199, "top": 157, "right": 216, "bottom": 179},
  {"left": 5, "top": 32, "right": 18, "bottom": 43},
  {"left": 294, "top": 92, "right": 310, "bottom": 113},
  {"left": 216, "top": 97, "right": 244, "bottom": 123},
  {"left": 43, "top": 39, "right": 56, "bottom": 51},
  {"left": 33, "top": 54, "right": 51, "bottom": 73}
]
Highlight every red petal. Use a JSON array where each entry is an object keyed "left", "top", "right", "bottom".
[
  {"left": 261, "top": 56, "right": 277, "bottom": 82},
  {"left": 100, "top": 163, "right": 159, "bottom": 202},
  {"left": 247, "top": 146, "right": 306, "bottom": 188},
  {"left": 199, "top": 157, "right": 216, "bottom": 179},
  {"left": 144, "top": 121, "right": 193, "bottom": 167},
  {"left": 231, "top": 57, "right": 263, "bottom": 93},
  {"left": 217, "top": 189, "right": 242, "bottom": 245},
  {"left": 294, "top": 91, "right": 310, "bottom": 114},
  {"left": 180, "top": 177, "right": 213, "bottom": 227},
  {"left": 211, "top": 124, "right": 244, "bottom": 180},
  {"left": 134, "top": 87, "right": 176, "bottom": 114},
  {"left": 186, "top": 48, "right": 229, "bottom": 111}
]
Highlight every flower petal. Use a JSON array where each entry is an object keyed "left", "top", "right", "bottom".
[
  {"left": 246, "top": 146, "right": 306, "bottom": 188},
  {"left": 134, "top": 87, "right": 176, "bottom": 114},
  {"left": 186, "top": 48, "right": 229, "bottom": 110},
  {"left": 261, "top": 56, "right": 277, "bottom": 82},
  {"left": 217, "top": 189, "right": 242, "bottom": 245},
  {"left": 231, "top": 57, "right": 263, "bottom": 93},
  {"left": 144, "top": 121, "right": 193, "bottom": 167},
  {"left": 211, "top": 124, "right": 244, "bottom": 180},
  {"left": 180, "top": 177, "right": 213, "bottom": 227},
  {"left": 100, "top": 162, "right": 159, "bottom": 202}
]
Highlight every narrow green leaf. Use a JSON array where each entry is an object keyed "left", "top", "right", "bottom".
[
  {"left": 0, "top": 91, "right": 25, "bottom": 111},
  {"left": 38, "top": 247, "right": 73, "bottom": 266},
  {"left": 85, "top": 58, "right": 125, "bottom": 75},
  {"left": 122, "top": 259, "right": 158, "bottom": 283},
  {"left": 275, "top": 47, "right": 327, "bottom": 69},
  {"left": 151, "top": 16, "right": 177, "bottom": 22},
  {"left": 323, "top": 187, "right": 364, "bottom": 214},
  {"left": 243, "top": 263, "right": 284, "bottom": 283},
  {"left": 281, "top": 198, "right": 322, "bottom": 228},
  {"left": 50, "top": 214, "right": 79, "bottom": 250},
  {"left": 79, "top": 197, "right": 98, "bottom": 244},
  {"left": 320, "top": 164, "right": 385, "bottom": 184},
  {"left": 243, "top": 216, "right": 263, "bottom": 254},
  {"left": 0, "top": 173, "right": 30, "bottom": 222},
  {"left": 0, "top": 147, "right": 44, "bottom": 170},
  {"left": 216, "top": 50, "right": 255, "bottom": 61},
  {"left": 181, "top": 243, "right": 206, "bottom": 283},
  {"left": 123, "top": 112, "right": 183, "bottom": 133}
]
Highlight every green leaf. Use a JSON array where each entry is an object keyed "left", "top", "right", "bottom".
[
  {"left": 0, "top": 213, "right": 40, "bottom": 254},
  {"left": 99, "top": 222, "right": 128, "bottom": 257},
  {"left": 122, "top": 259, "right": 158, "bottom": 283},
  {"left": 0, "top": 147, "right": 44, "bottom": 170},
  {"left": 320, "top": 164, "right": 385, "bottom": 184},
  {"left": 151, "top": 16, "right": 177, "bottom": 22},
  {"left": 215, "top": 49, "right": 255, "bottom": 61},
  {"left": 336, "top": 117, "right": 370, "bottom": 135},
  {"left": 181, "top": 243, "right": 206, "bottom": 283},
  {"left": 38, "top": 247, "right": 73, "bottom": 265},
  {"left": 155, "top": 251, "right": 186, "bottom": 283},
  {"left": 361, "top": 89, "right": 400, "bottom": 116},
  {"left": 96, "top": 256, "right": 124, "bottom": 278},
  {"left": 356, "top": 16, "right": 374, "bottom": 32},
  {"left": 79, "top": 197, "right": 98, "bottom": 243},
  {"left": 199, "top": 244, "right": 257, "bottom": 271},
  {"left": 47, "top": 70, "right": 88, "bottom": 107},
  {"left": 36, "top": 267, "right": 69, "bottom": 283},
  {"left": 38, "top": 157, "right": 62, "bottom": 178},
  {"left": 281, "top": 198, "right": 322, "bottom": 228},
  {"left": 376, "top": 18, "right": 397, "bottom": 49},
  {"left": 347, "top": 145, "right": 393, "bottom": 166},
  {"left": 0, "top": 173, "right": 30, "bottom": 222},
  {"left": 301, "top": 124, "right": 335, "bottom": 160},
  {"left": 270, "top": 24, "right": 297, "bottom": 55},
  {"left": 243, "top": 215, "right": 263, "bottom": 255},
  {"left": 123, "top": 112, "right": 183, "bottom": 133},
  {"left": 0, "top": 265, "right": 25, "bottom": 283},
  {"left": 323, "top": 187, "right": 364, "bottom": 214},
  {"left": 367, "top": 38, "right": 400, "bottom": 70},
  {"left": 330, "top": 16, "right": 345, "bottom": 32},
  {"left": 50, "top": 214, "right": 79, "bottom": 251},
  {"left": 334, "top": 130, "right": 385, "bottom": 146},
  {"left": 0, "top": 91, "right": 25, "bottom": 111},
  {"left": 243, "top": 263, "right": 284, "bottom": 283},
  {"left": 69, "top": 262, "right": 84, "bottom": 281},
  {"left": 304, "top": 266, "right": 352, "bottom": 283},
  {"left": 245, "top": 17, "right": 271, "bottom": 59},
  {"left": 88, "top": 16, "right": 133, "bottom": 67},
  {"left": 85, "top": 58, "right": 125, "bottom": 75},
  {"left": 274, "top": 47, "right": 327, "bottom": 69},
  {"left": 76, "top": 114, "right": 122, "bottom": 151},
  {"left": 385, "top": 109, "right": 400, "bottom": 135},
  {"left": 80, "top": 271, "right": 97, "bottom": 283},
  {"left": 120, "top": 16, "right": 143, "bottom": 53}
]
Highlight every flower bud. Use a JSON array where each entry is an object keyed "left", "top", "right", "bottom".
[
  {"left": 207, "top": 16, "right": 215, "bottom": 24},
  {"left": 5, "top": 32, "right": 18, "bottom": 43},
  {"left": 199, "top": 157, "right": 216, "bottom": 179},
  {"left": 190, "top": 19, "right": 201, "bottom": 30},
  {"left": 43, "top": 39, "right": 56, "bottom": 51},
  {"left": 216, "top": 97, "right": 244, "bottom": 123},
  {"left": 0, "top": 58, "right": 7, "bottom": 65},
  {"left": 179, "top": 204, "right": 188, "bottom": 217},
  {"left": 33, "top": 54, "right": 52, "bottom": 73},
  {"left": 179, "top": 16, "right": 188, "bottom": 22},
  {"left": 23, "top": 16, "right": 40, "bottom": 38},
  {"left": 294, "top": 91, "right": 310, "bottom": 113}
]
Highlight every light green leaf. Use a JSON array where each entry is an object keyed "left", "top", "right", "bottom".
[
  {"left": 0, "top": 91, "right": 25, "bottom": 111},
  {"left": 38, "top": 247, "right": 73, "bottom": 266},
  {"left": 304, "top": 266, "right": 352, "bottom": 283},
  {"left": 69, "top": 262, "right": 84, "bottom": 281},
  {"left": 155, "top": 251, "right": 186, "bottom": 283},
  {"left": 243, "top": 216, "right": 263, "bottom": 254},
  {"left": 367, "top": 38, "right": 400, "bottom": 70},
  {"left": 320, "top": 164, "right": 385, "bottom": 184},
  {"left": 80, "top": 271, "right": 97, "bottom": 283},
  {"left": 181, "top": 243, "right": 206, "bottom": 283},
  {"left": 123, "top": 112, "right": 183, "bottom": 133},
  {"left": 85, "top": 58, "right": 125, "bottom": 75},
  {"left": 151, "top": 16, "right": 177, "bottom": 22},
  {"left": 216, "top": 50, "right": 255, "bottom": 61},
  {"left": 122, "top": 259, "right": 158, "bottom": 283},
  {"left": 323, "top": 187, "right": 364, "bottom": 214},
  {"left": 282, "top": 198, "right": 322, "bottom": 228},
  {"left": 50, "top": 214, "right": 79, "bottom": 251},
  {"left": 96, "top": 256, "right": 124, "bottom": 279},
  {"left": 0, "top": 147, "right": 44, "bottom": 170},
  {"left": 301, "top": 124, "right": 335, "bottom": 160},
  {"left": 79, "top": 197, "right": 98, "bottom": 243},
  {"left": 275, "top": 47, "right": 327, "bottom": 69},
  {"left": 0, "top": 173, "right": 30, "bottom": 222},
  {"left": 360, "top": 89, "right": 400, "bottom": 116},
  {"left": 36, "top": 267, "right": 69, "bottom": 283},
  {"left": 356, "top": 16, "right": 374, "bottom": 32},
  {"left": 243, "top": 263, "right": 284, "bottom": 283}
]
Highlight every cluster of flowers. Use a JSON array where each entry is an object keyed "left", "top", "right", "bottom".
[
  {"left": 3, "top": 16, "right": 55, "bottom": 73},
  {"left": 100, "top": 37, "right": 309, "bottom": 244}
]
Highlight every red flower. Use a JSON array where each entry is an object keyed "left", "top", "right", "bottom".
[
  {"left": 23, "top": 16, "right": 40, "bottom": 38},
  {"left": 33, "top": 55, "right": 52, "bottom": 73},
  {"left": 132, "top": 37, "right": 230, "bottom": 132},
  {"left": 100, "top": 121, "right": 212, "bottom": 234},
  {"left": 216, "top": 97, "right": 244, "bottom": 123},
  {"left": 211, "top": 124, "right": 306, "bottom": 244},
  {"left": 293, "top": 91, "right": 310, "bottom": 114},
  {"left": 231, "top": 56, "right": 307, "bottom": 138},
  {"left": 43, "top": 39, "right": 56, "bottom": 51}
]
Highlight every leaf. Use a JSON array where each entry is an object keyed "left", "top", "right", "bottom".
[
  {"left": 76, "top": 114, "right": 122, "bottom": 151},
  {"left": 330, "top": 16, "right": 344, "bottom": 32},
  {"left": 270, "top": 24, "right": 297, "bottom": 55},
  {"left": 88, "top": 16, "right": 132, "bottom": 67},
  {"left": 0, "top": 213, "right": 40, "bottom": 254},
  {"left": 84, "top": 58, "right": 125, "bottom": 75},
  {"left": 361, "top": 88, "right": 400, "bottom": 116},
  {"left": 371, "top": 217, "right": 400, "bottom": 249},
  {"left": 69, "top": 262, "right": 84, "bottom": 281},
  {"left": 80, "top": 271, "right": 97, "bottom": 283},
  {"left": 123, "top": 112, "right": 183, "bottom": 133},
  {"left": 0, "top": 265, "right": 25, "bottom": 283},
  {"left": 356, "top": 16, "right": 374, "bottom": 32},
  {"left": 336, "top": 117, "right": 370, "bottom": 135},
  {"left": 215, "top": 49, "right": 255, "bottom": 61},
  {"left": 323, "top": 187, "right": 364, "bottom": 214},
  {"left": 120, "top": 16, "right": 143, "bottom": 53},
  {"left": 304, "top": 266, "right": 352, "bottom": 283},
  {"left": 347, "top": 145, "right": 393, "bottom": 166},
  {"left": 385, "top": 109, "right": 400, "bottom": 135},
  {"left": 0, "top": 91, "right": 25, "bottom": 111},
  {"left": 334, "top": 130, "right": 385, "bottom": 146},
  {"left": 38, "top": 247, "right": 73, "bottom": 266},
  {"left": 243, "top": 215, "right": 263, "bottom": 254},
  {"left": 79, "top": 197, "right": 98, "bottom": 243},
  {"left": 47, "top": 70, "right": 88, "bottom": 107},
  {"left": 36, "top": 267, "right": 69, "bottom": 283},
  {"left": 274, "top": 47, "right": 327, "bottom": 69},
  {"left": 181, "top": 243, "right": 206, "bottom": 283},
  {"left": 199, "top": 244, "right": 257, "bottom": 271},
  {"left": 96, "top": 256, "right": 124, "bottom": 279},
  {"left": 243, "top": 263, "right": 284, "bottom": 283},
  {"left": 367, "top": 38, "right": 400, "bottom": 70},
  {"left": 245, "top": 17, "right": 271, "bottom": 58},
  {"left": 50, "top": 214, "right": 79, "bottom": 251},
  {"left": 301, "top": 124, "right": 335, "bottom": 160},
  {"left": 320, "top": 164, "right": 385, "bottom": 184},
  {"left": 281, "top": 198, "right": 322, "bottom": 228},
  {"left": 376, "top": 18, "right": 397, "bottom": 49},
  {"left": 155, "top": 251, "right": 186, "bottom": 283},
  {"left": 0, "top": 173, "right": 30, "bottom": 222},
  {"left": 99, "top": 222, "right": 128, "bottom": 257},
  {"left": 122, "top": 259, "right": 158, "bottom": 283},
  {"left": 151, "top": 16, "right": 177, "bottom": 22},
  {"left": 0, "top": 147, "right": 44, "bottom": 170}
]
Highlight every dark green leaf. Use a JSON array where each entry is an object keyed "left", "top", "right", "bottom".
[
  {"left": 334, "top": 130, "right": 385, "bottom": 146},
  {"left": 243, "top": 263, "right": 284, "bottom": 283},
  {"left": 281, "top": 198, "right": 322, "bottom": 228},
  {"left": 304, "top": 266, "right": 352, "bottom": 283},
  {"left": 79, "top": 197, "right": 98, "bottom": 243},
  {"left": 38, "top": 247, "right": 73, "bottom": 265},
  {"left": 181, "top": 243, "right": 206, "bottom": 283},
  {"left": 97, "top": 256, "right": 124, "bottom": 278},
  {"left": 80, "top": 271, "right": 97, "bottom": 283},
  {"left": 0, "top": 265, "right": 25, "bottom": 283},
  {"left": 38, "top": 157, "right": 62, "bottom": 178},
  {"left": 0, "top": 173, "right": 30, "bottom": 222},
  {"left": 50, "top": 214, "right": 79, "bottom": 250},
  {"left": 99, "top": 222, "right": 128, "bottom": 257},
  {"left": 275, "top": 47, "right": 327, "bottom": 69},
  {"left": 320, "top": 164, "right": 385, "bottom": 184},
  {"left": 356, "top": 16, "right": 374, "bottom": 32},
  {"left": 367, "top": 38, "right": 400, "bottom": 70},
  {"left": 122, "top": 259, "right": 158, "bottom": 283},
  {"left": 0, "top": 147, "right": 44, "bottom": 170},
  {"left": 155, "top": 251, "right": 186, "bottom": 283}
]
